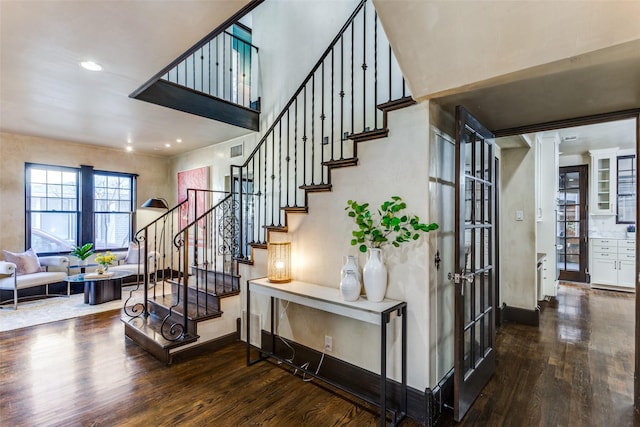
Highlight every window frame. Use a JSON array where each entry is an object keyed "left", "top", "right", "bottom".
[
  {"left": 25, "top": 163, "right": 137, "bottom": 255},
  {"left": 616, "top": 154, "right": 636, "bottom": 224}
]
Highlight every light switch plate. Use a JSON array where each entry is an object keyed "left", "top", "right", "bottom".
[{"left": 515, "top": 210, "right": 524, "bottom": 221}]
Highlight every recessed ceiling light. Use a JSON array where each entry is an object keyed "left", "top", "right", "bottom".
[
  {"left": 176, "top": 139, "right": 182, "bottom": 143},
  {"left": 165, "top": 144, "right": 171, "bottom": 148},
  {"left": 80, "top": 61, "right": 103, "bottom": 71},
  {"left": 126, "top": 146, "right": 133, "bottom": 152},
  {"left": 127, "top": 138, "right": 132, "bottom": 144}
]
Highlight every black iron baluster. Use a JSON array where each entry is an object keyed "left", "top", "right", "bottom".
[
  {"left": 331, "top": 47, "right": 335, "bottom": 161},
  {"left": 277, "top": 123, "right": 282, "bottom": 226},
  {"left": 228, "top": 33, "right": 233, "bottom": 102},
  {"left": 264, "top": 138, "right": 270, "bottom": 232},
  {"left": 388, "top": 46, "right": 392, "bottom": 103},
  {"left": 222, "top": 34, "right": 226, "bottom": 100},
  {"left": 294, "top": 98, "right": 299, "bottom": 206},
  {"left": 311, "top": 73, "right": 315, "bottom": 185},
  {"left": 257, "top": 147, "right": 262, "bottom": 244},
  {"left": 320, "top": 62, "right": 325, "bottom": 184},
  {"left": 340, "top": 35, "right": 345, "bottom": 160},
  {"left": 351, "top": 23, "right": 354, "bottom": 135},
  {"left": 286, "top": 109, "right": 291, "bottom": 207},
  {"left": 374, "top": 11, "right": 378, "bottom": 130},
  {"left": 303, "top": 87, "right": 307, "bottom": 186},
  {"left": 362, "top": 2, "right": 367, "bottom": 133}
]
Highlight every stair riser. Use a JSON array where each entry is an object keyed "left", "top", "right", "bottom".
[{"left": 190, "top": 267, "right": 240, "bottom": 295}]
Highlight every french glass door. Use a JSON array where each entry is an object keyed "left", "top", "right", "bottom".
[{"left": 557, "top": 165, "right": 588, "bottom": 282}]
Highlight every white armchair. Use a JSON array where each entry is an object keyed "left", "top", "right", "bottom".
[
  {"left": 108, "top": 246, "right": 159, "bottom": 283},
  {"left": 0, "top": 254, "right": 69, "bottom": 309}
]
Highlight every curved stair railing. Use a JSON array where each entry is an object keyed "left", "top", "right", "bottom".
[
  {"left": 123, "top": 189, "right": 239, "bottom": 342},
  {"left": 230, "top": 0, "right": 413, "bottom": 261}
]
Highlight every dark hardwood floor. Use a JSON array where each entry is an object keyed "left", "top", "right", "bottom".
[
  {"left": 0, "top": 283, "right": 638, "bottom": 426},
  {"left": 439, "top": 282, "right": 640, "bottom": 426}
]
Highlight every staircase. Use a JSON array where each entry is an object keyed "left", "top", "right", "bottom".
[
  {"left": 121, "top": 191, "right": 241, "bottom": 364},
  {"left": 122, "top": 0, "right": 415, "bottom": 363},
  {"left": 230, "top": 0, "right": 414, "bottom": 262}
]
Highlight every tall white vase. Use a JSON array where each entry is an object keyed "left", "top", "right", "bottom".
[
  {"left": 341, "top": 255, "right": 361, "bottom": 285},
  {"left": 363, "top": 248, "right": 387, "bottom": 302}
]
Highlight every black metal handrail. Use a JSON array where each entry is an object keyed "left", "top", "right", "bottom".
[{"left": 231, "top": 0, "right": 411, "bottom": 261}]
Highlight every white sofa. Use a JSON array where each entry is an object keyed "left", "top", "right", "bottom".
[
  {"left": 108, "top": 250, "right": 159, "bottom": 283},
  {"left": 0, "top": 256, "right": 70, "bottom": 309}
]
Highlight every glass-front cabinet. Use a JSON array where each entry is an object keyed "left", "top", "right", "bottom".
[{"left": 589, "top": 148, "right": 618, "bottom": 215}]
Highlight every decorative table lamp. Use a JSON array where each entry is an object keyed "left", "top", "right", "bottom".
[{"left": 267, "top": 242, "right": 291, "bottom": 283}]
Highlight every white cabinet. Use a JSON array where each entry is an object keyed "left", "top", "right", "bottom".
[
  {"left": 590, "top": 238, "right": 635, "bottom": 291},
  {"left": 589, "top": 149, "right": 618, "bottom": 215}
]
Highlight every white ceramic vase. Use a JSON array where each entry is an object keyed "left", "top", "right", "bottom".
[
  {"left": 363, "top": 248, "right": 387, "bottom": 302},
  {"left": 341, "top": 255, "right": 361, "bottom": 285},
  {"left": 340, "top": 270, "right": 361, "bottom": 301}
]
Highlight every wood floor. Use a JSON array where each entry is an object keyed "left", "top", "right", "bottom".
[{"left": 0, "top": 283, "right": 638, "bottom": 426}]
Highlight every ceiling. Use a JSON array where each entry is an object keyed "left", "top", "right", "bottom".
[
  {"left": 0, "top": 0, "right": 253, "bottom": 157},
  {"left": 2, "top": 1, "right": 639, "bottom": 159}
]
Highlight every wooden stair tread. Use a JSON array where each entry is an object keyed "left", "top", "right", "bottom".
[
  {"left": 264, "top": 225, "right": 288, "bottom": 232},
  {"left": 299, "top": 183, "right": 332, "bottom": 192},
  {"left": 249, "top": 242, "right": 267, "bottom": 249},
  {"left": 121, "top": 311, "right": 198, "bottom": 350},
  {"left": 322, "top": 158, "right": 358, "bottom": 168},
  {"left": 283, "top": 206, "right": 308, "bottom": 213},
  {"left": 348, "top": 128, "right": 389, "bottom": 142},
  {"left": 377, "top": 96, "right": 415, "bottom": 112},
  {"left": 148, "top": 294, "right": 223, "bottom": 321}
]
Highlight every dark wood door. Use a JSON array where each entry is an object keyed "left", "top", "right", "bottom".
[
  {"left": 557, "top": 165, "right": 589, "bottom": 282},
  {"left": 453, "top": 106, "right": 496, "bottom": 421}
]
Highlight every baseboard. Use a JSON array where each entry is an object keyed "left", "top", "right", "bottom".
[
  {"left": 503, "top": 304, "right": 540, "bottom": 326},
  {"left": 170, "top": 321, "right": 240, "bottom": 363},
  {"left": 260, "top": 330, "right": 427, "bottom": 424},
  {"left": 425, "top": 368, "right": 454, "bottom": 426}
]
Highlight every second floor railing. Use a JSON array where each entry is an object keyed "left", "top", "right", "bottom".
[{"left": 162, "top": 28, "right": 260, "bottom": 110}]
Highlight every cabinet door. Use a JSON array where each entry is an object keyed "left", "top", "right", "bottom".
[
  {"left": 618, "top": 260, "right": 636, "bottom": 288},
  {"left": 590, "top": 149, "right": 618, "bottom": 215},
  {"left": 591, "top": 257, "right": 618, "bottom": 285}
]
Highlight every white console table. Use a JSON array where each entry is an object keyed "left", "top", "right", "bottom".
[{"left": 246, "top": 277, "right": 407, "bottom": 426}]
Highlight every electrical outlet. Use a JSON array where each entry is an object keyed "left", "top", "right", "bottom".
[{"left": 324, "top": 335, "right": 333, "bottom": 352}]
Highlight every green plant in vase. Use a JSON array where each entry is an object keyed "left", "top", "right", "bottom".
[
  {"left": 345, "top": 196, "right": 438, "bottom": 253},
  {"left": 70, "top": 243, "right": 94, "bottom": 263},
  {"left": 345, "top": 196, "right": 438, "bottom": 302}
]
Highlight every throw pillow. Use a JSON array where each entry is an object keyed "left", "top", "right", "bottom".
[
  {"left": 124, "top": 242, "right": 144, "bottom": 265},
  {"left": 2, "top": 248, "right": 42, "bottom": 275}
]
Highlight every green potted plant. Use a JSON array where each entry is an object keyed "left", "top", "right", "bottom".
[
  {"left": 345, "top": 196, "right": 438, "bottom": 301},
  {"left": 70, "top": 243, "right": 94, "bottom": 264}
]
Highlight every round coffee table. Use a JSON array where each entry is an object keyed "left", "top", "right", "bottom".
[{"left": 65, "top": 270, "right": 134, "bottom": 305}]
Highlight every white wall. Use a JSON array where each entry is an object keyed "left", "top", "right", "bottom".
[
  {"left": 500, "top": 146, "right": 537, "bottom": 309},
  {"left": 276, "top": 103, "right": 432, "bottom": 388},
  {"left": 252, "top": 0, "right": 359, "bottom": 129},
  {"left": 536, "top": 134, "right": 559, "bottom": 298},
  {"left": 374, "top": 0, "right": 640, "bottom": 99}
]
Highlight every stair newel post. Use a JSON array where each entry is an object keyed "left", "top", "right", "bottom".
[
  {"left": 320, "top": 61, "right": 325, "bottom": 183},
  {"left": 277, "top": 121, "right": 283, "bottom": 226},
  {"left": 331, "top": 46, "right": 335, "bottom": 162},
  {"left": 182, "top": 227, "right": 189, "bottom": 336},
  {"left": 270, "top": 131, "right": 276, "bottom": 227},
  {"left": 311, "top": 73, "right": 316, "bottom": 185}
]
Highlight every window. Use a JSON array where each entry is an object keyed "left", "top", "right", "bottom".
[
  {"left": 617, "top": 155, "right": 636, "bottom": 224},
  {"left": 94, "top": 173, "right": 134, "bottom": 250},
  {"left": 26, "top": 165, "right": 78, "bottom": 253},
  {"left": 26, "top": 164, "right": 137, "bottom": 255}
]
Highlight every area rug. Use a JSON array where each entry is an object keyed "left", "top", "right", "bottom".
[{"left": 0, "top": 285, "right": 142, "bottom": 332}]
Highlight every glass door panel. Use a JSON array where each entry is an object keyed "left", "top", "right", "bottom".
[{"left": 557, "top": 165, "right": 588, "bottom": 282}]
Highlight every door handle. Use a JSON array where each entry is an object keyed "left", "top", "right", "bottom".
[{"left": 448, "top": 272, "right": 475, "bottom": 296}]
